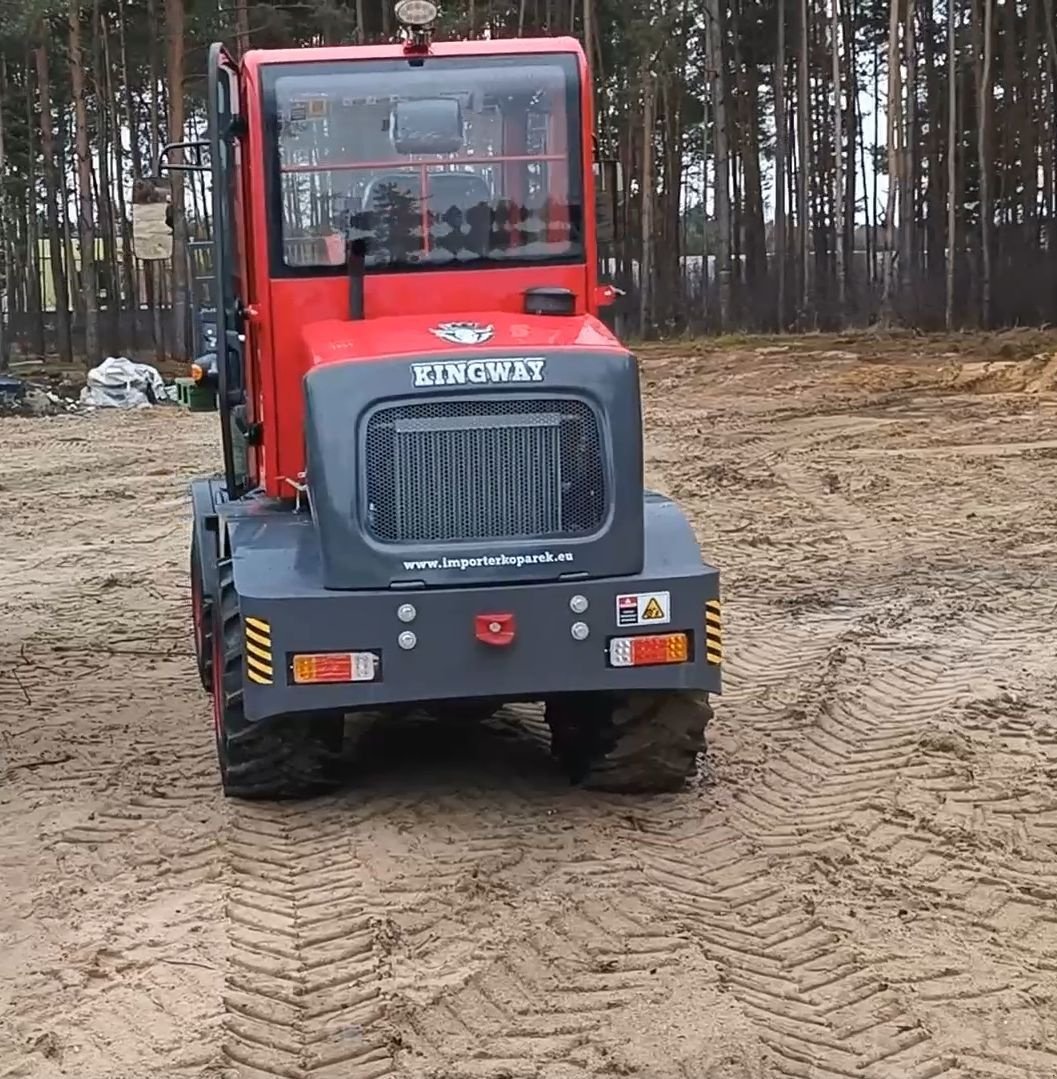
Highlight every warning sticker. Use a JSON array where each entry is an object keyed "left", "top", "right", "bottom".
[{"left": 616, "top": 591, "right": 671, "bottom": 628}]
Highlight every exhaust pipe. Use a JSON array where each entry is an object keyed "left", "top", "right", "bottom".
[{"left": 347, "top": 237, "right": 367, "bottom": 320}]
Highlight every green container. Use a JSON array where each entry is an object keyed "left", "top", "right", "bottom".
[{"left": 175, "top": 376, "right": 218, "bottom": 412}]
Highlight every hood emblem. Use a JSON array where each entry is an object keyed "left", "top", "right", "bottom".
[{"left": 429, "top": 321, "right": 495, "bottom": 346}]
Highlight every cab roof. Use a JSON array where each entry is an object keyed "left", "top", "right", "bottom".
[{"left": 242, "top": 35, "right": 586, "bottom": 70}]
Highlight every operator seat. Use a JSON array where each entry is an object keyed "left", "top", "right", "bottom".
[
  {"left": 361, "top": 172, "right": 424, "bottom": 261},
  {"left": 361, "top": 171, "right": 493, "bottom": 261},
  {"left": 429, "top": 172, "right": 492, "bottom": 259},
  {"left": 363, "top": 172, "right": 421, "bottom": 208}
]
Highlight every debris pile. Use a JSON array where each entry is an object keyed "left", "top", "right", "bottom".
[
  {"left": 0, "top": 357, "right": 179, "bottom": 418},
  {"left": 0, "top": 376, "right": 82, "bottom": 417}
]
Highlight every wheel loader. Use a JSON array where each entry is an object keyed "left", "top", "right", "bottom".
[{"left": 134, "top": 0, "right": 724, "bottom": 800}]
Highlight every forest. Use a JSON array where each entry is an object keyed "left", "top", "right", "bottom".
[{"left": 0, "top": 0, "right": 1054, "bottom": 366}]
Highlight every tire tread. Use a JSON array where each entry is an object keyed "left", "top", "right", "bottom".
[
  {"left": 213, "top": 559, "right": 343, "bottom": 800},
  {"left": 547, "top": 690, "right": 711, "bottom": 794}
]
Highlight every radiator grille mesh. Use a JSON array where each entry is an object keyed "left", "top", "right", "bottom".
[{"left": 364, "top": 398, "right": 606, "bottom": 544}]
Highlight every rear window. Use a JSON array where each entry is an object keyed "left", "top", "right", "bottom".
[{"left": 262, "top": 53, "right": 585, "bottom": 276}]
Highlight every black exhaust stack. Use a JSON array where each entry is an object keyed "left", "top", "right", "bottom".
[{"left": 347, "top": 237, "right": 367, "bottom": 320}]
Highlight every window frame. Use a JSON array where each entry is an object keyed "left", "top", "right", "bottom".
[{"left": 259, "top": 52, "right": 586, "bottom": 280}]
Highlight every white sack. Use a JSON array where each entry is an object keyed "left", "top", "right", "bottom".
[{"left": 79, "top": 356, "right": 168, "bottom": 409}]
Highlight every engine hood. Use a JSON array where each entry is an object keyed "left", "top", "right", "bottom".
[
  {"left": 301, "top": 310, "right": 624, "bottom": 368},
  {"left": 301, "top": 347, "right": 646, "bottom": 590}
]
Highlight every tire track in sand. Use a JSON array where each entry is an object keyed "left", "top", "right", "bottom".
[
  {"left": 214, "top": 610, "right": 990, "bottom": 1079},
  {"left": 224, "top": 799, "right": 405, "bottom": 1079},
  {"left": 219, "top": 717, "right": 750, "bottom": 1079},
  {"left": 621, "top": 600, "right": 1049, "bottom": 1079},
  {"left": 399, "top": 890, "right": 714, "bottom": 1077}
]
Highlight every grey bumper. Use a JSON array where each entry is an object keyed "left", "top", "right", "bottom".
[
  {"left": 236, "top": 569, "right": 722, "bottom": 721},
  {"left": 223, "top": 491, "right": 723, "bottom": 721}
]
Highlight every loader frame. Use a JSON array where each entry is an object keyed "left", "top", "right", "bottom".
[{"left": 150, "top": 33, "right": 724, "bottom": 800}]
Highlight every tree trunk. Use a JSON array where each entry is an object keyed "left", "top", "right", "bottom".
[
  {"left": 104, "top": 9, "right": 136, "bottom": 338},
  {"left": 1022, "top": 0, "right": 1040, "bottom": 296},
  {"left": 922, "top": 1, "right": 943, "bottom": 297},
  {"left": 871, "top": 40, "right": 880, "bottom": 287},
  {"left": 841, "top": 0, "right": 857, "bottom": 307},
  {"left": 831, "top": 0, "right": 845, "bottom": 311},
  {"left": 707, "top": 0, "right": 732, "bottom": 328},
  {"left": 735, "top": 24, "right": 767, "bottom": 300},
  {"left": 1042, "top": 0, "right": 1057, "bottom": 80},
  {"left": 880, "top": 0, "right": 902, "bottom": 323},
  {"left": 33, "top": 44, "right": 74, "bottom": 364},
  {"left": 118, "top": 0, "right": 143, "bottom": 346},
  {"left": 775, "top": 0, "right": 787, "bottom": 328},
  {"left": 166, "top": 0, "right": 188, "bottom": 359},
  {"left": 1043, "top": 1, "right": 1057, "bottom": 262},
  {"left": 638, "top": 69, "right": 655, "bottom": 335},
  {"left": 946, "top": 0, "right": 957, "bottom": 328},
  {"left": 797, "top": 0, "right": 811, "bottom": 323},
  {"left": 59, "top": 125, "right": 81, "bottom": 322},
  {"left": 23, "top": 56, "right": 46, "bottom": 359},
  {"left": 0, "top": 58, "right": 9, "bottom": 369},
  {"left": 93, "top": 0, "right": 120, "bottom": 351},
  {"left": 583, "top": 0, "right": 593, "bottom": 109},
  {"left": 146, "top": 0, "right": 165, "bottom": 361},
  {"left": 976, "top": 0, "right": 994, "bottom": 326},
  {"left": 237, "top": 0, "right": 250, "bottom": 53},
  {"left": 69, "top": 1, "right": 100, "bottom": 363},
  {"left": 901, "top": 0, "right": 917, "bottom": 298}
]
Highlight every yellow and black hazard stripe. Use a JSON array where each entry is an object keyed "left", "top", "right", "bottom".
[
  {"left": 243, "top": 616, "right": 274, "bottom": 685},
  {"left": 705, "top": 600, "right": 722, "bottom": 666}
]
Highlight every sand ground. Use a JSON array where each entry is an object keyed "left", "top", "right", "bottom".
[{"left": 3, "top": 333, "right": 1057, "bottom": 1079}]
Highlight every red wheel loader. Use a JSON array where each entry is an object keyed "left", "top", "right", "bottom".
[{"left": 136, "top": 1, "right": 723, "bottom": 800}]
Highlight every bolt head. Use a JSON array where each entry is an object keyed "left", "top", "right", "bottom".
[
  {"left": 398, "top": 631, "right": 417, "bottom": 650},
  {"left": 397, "top": 603, "right": 417, "bottom": 623},
  {"left": 488, "top": 621, "right": 502, "bottom": 633},
  {"left": 571, "top": 621, "right": 590, "bottom": 641},
  {"left": 569, "top": 594, "right": 589, "bottom": 614}
]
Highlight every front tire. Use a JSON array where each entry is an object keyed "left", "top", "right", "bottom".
[
  {"left": 546, "top": 691, "right": 712, "bottom": 794},
  {"left": 211, "top": 558, "right": 344, "bottom": 800}
]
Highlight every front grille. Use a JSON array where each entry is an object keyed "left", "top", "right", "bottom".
[{"left": 364, "top": 398, "right": 607, "bottom": 544}]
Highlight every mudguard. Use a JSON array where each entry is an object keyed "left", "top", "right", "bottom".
[{"left": 190, "top": 475, "right": 227, "bottom": 598}]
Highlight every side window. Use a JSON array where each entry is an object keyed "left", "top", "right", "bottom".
[
  {"left": 209, "top": 47, "right": 251, "bottom": 495},
  {"left": 225, "top": 73, "right": 243, "bottom": 321},
  {"left": 212, "top": 61, "right": 249, "bottom": 412}
]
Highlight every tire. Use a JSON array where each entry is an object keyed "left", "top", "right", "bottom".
[
  {"left": 546, "top": 691, "right": 712, "bottom": 794},
  {"left": 190, "top": 533, "right": 213, "bottom": 693},
  {"left": 211, "top": 558, "right": 344, "bottom": 800}
]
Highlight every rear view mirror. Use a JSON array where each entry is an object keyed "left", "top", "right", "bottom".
[
  {"left": 391, "top": 97, "right": 463, "bottom": 155},
  {"left": 131, "top": 176, "right": 173, "bottom": 260}
]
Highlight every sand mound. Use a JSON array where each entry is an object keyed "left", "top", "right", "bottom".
[{"left": 939, "top": 351, "right": 1057, "bottom": 394}]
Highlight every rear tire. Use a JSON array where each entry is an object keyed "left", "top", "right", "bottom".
[
  {"left": 191, "top": 533, "right": 213, "bottom": 693},
  {"left": 212, "top": 558, "right": 344, "bottom": 800},
  {"left": 546, "top": 691, "right": 711, "bottom": 794}
]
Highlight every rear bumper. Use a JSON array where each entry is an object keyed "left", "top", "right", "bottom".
[{"left": 235, "top": 568, "right": 722, "bottom": 721}]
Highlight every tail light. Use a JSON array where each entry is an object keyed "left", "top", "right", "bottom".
[
  {"left": 608, "top": 632, "right": 689, "bottom": 668},
  {"left": 291, "top": 651, "right": 378, "bottom": 684}
]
